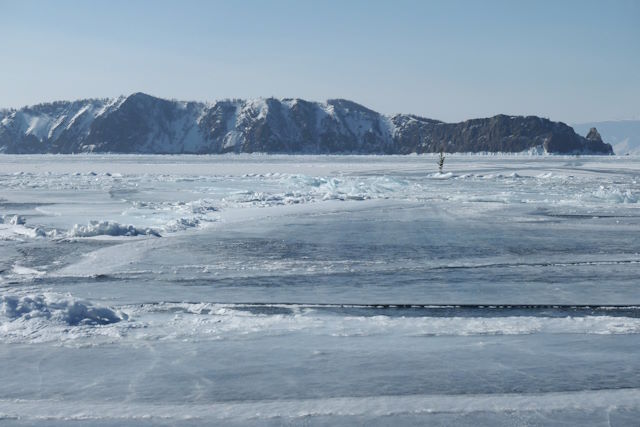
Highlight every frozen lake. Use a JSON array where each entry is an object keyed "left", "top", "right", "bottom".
[{"left": 1, "top": 154, "right": 639, "bottom": 425}]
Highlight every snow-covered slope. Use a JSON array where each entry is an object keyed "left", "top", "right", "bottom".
[
  {"left": 0, "top": 93, "right": 613, "bottom": 154},
  {"left": 0, "top": 98, "right": 124, "bottom": 153}
]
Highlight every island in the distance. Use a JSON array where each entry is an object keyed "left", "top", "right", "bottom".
[{"left": 0, "top": 92, "right": 613, "bottom": 155}]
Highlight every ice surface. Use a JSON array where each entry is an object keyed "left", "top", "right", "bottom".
[{"left": 0, "top": 154, "right": 639, "bottom": 425}]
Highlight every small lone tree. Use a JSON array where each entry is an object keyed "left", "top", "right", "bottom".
[{"left": 438, "top": 148, "right": 445, "bottom": 174}]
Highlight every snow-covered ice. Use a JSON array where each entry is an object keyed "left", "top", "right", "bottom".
[{"left": 0, "top": 154, "right": 639, "bottom": 425}]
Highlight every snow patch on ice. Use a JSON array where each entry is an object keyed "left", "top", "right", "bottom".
[
  {"left": 11, "top": 264, "right": 45, "bottom": 276},
  {"left": 429, "top": 172, "right": 454, "bottom": 180}
]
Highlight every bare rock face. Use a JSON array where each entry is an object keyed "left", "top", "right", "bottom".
[
  {"left": 579, "top": 127, "right": 613, "bottom": 154},
  {"left": 586, "top": 127, "right": 603, "bottom": 142},
  {"left": 0, "top": 93, "right": 614, "bottom": 155},
  {"left": 391, "top": 114, "right": 612, "bottom": 154}
]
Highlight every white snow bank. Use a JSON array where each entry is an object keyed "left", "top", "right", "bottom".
[
  {"left": 1, "top": 293, "right": 126, "bottom": 326},
  {"left": 68, "top": 221, "right": 160, "bottom": 237},
  {"left": 0, "top": 215, "right": 46, "bottom": 240}
]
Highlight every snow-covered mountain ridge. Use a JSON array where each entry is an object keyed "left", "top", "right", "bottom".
[{"left": 0, "top": 92, "right": 613, "bottom": 154}]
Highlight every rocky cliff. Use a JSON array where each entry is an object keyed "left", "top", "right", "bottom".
[
  {"left": 0, "top": 93, "right": 613, "bottom": 155},
  {"left": 573, "top": 120, "right": 640, "bottom": 155}
]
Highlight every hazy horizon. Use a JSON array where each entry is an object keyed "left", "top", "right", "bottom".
[{"left": 1, "top": 0, "right": 639, "bottom": 123}]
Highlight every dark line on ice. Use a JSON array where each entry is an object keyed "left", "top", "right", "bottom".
[
  {"left": 428, "top": 259, "right": 640, "bottom": 271},
  {"left": 137, "top": 301, "right": 640, "bottom": 308},
  {"left": 209, "top": 303, "right": 640, "bottom": 310},
  {"left": 133, "top": 302, "right": 640, "bottom": 318}
]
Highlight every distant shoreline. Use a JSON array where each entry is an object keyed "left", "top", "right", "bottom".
[{"left": 1, "top": 93, "right": 613, "bottom": 155}]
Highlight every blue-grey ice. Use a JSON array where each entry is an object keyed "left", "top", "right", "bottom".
[{"left": 1, "top": 154, "right": 639, "bottom": 426}]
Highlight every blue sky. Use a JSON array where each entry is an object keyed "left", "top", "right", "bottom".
[{"left": 1, "top": 0, "right": 638, "bottom": 123}]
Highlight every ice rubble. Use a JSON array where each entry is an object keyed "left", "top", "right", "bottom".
[
  {"left": 220, "top": 174, "right": 415, "bottom": 207},
  {"left": 588, "top": 186, "right": 639, "bottom": 204},
  {"left": 2, "top": 214, "right": 25, "bottom": 225},
  {"left": 1, "top": 164, "right": 638, "bottom": 245},
  {"left": 1, "top": 293, "right": 125, "bottom": 326},
  {"left": 68, "top": 221, "right": 161, "bottom": 237},
  {"left": 0, "top": 214, "right": 46, "bottom": 240}
]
